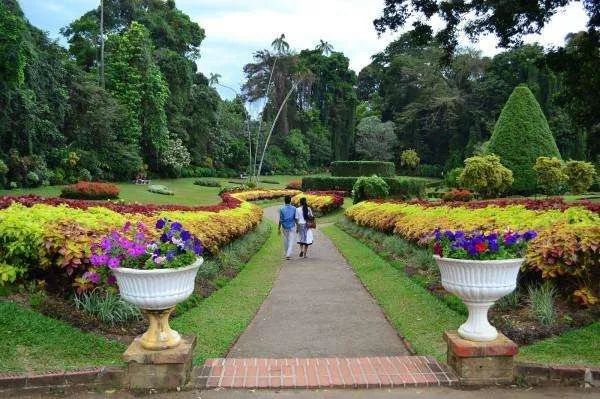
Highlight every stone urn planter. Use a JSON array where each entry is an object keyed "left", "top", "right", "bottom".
[
  {"left": 433, "top": 255, "right": 523, "bottom": 342},
  {"left": 112, "top": 258, "right": 203, "bottom": 350}
]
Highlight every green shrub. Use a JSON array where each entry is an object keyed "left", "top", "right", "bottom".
[
  {"left": 331, "top": 161, "right": 395, "bottom": 177},
  {"left": 400, "top": 149, "right": 420, "bottom": 169},
  {"left": 26, "top": 171, "right": 40, "bottom": 187},
  {"left": 148, "top": 184, "right": 174, "bottom": 195},
  {"left": 563, "top": 160, "right": 597, "bottom": 194},
  {"left": 444, "top": 167, "right": 463, "bottom": 189},
  {"left": 352, "top": 175, "right": 390, "bottom": 203},
  {"left": 78, "top": 168, "right": 92, "bottom": 182},
  {"left": 533, "top": 156, "right": 567, "bottom": 195},
  {"left": 74, "top": 290, "right": 141, "bottom": 326},
  {"left": 260, "top": 179, "right": 280, "bottom": 185},
  {"left": 527, "top": 283, "right": 556, "bottom": 326},
  {"left": 302, "top": 176, "right": 424, "bottom": 198},
  {"left": 194, "top": 178, "right": 221, "bottom": 187},
  {"left": 459, "top": 154, "right": 514, "bottom": 198},
  {"left": 488, "top": 85, "right": 561, "bottom": 193}
]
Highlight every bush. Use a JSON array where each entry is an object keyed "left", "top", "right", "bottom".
[
  {"left": 303, "top": 176, "right": 424, "bottom": 198},
  {"left": 400, "top": 149, "right": 420, "bottom": 169},
  {"left": 533, "top": 157, "right": 567, "bottom": 196},
  {"left": 286, "top": 180, "right": 301, "bottom": 190},
  {"left": 352, "top": 175, "right": 390, "bottom": 203},
  {"left": 563, "top": 160, "right": 597, "bottom": 194},
  {"left": 459, "top": 154, "right": 514, "bottom": 198},
  {"left": 444, "top": 167, "right": 463, "bottom": 189},
  {"left": 26, "top": 171, "right": 40, "bottom": 187},
  {"left": 194, "top": 178, "right": 221, "bottom": 187},
  {"left": 148, "top": 184, "right": 174, "bottom": 195},
  {"left": 260, "top": 179, "right": 280, "bottom": 185},
  {"left": 78, "top": 168, "right": 92, "bottom": 182},
  {"left": 488, "top": 85, "right": 561, "bottom": 193},
  {"left": 442, "top": 188, "right": 473, "bottom": 202},
  {"left": 331, "top": 161, "right": 395, "bottom": 177},
  {"left": 61, "top": 181, "right": 120, "bottom": 200}
]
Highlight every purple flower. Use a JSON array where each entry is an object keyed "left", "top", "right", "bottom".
[
  {"left": 100, "top": 237, "right": 112, "bottom": 251},
  {"left": 90, "top": 254, "right": 107, "bottom": 266},
  {"left": 171, "top": 222, "right": 183, "bottom": 231},
  {"left": 488, "top": 239, "right": 499, "bottom": 252},
  {"left": 166, "top": 250, "right": 175, "bottom": 261},
  {"left": 504, "top": 234, "right": 518, "bottom": 246},
  {"left": 107, "top": 257, "right": 120, "bottom": 269},
  {"left": 444, "top": 230, "right": 455, "bottom": 240},
  {"left": 181, "top": 230, "right": 191, "bottom": 241},
  {"left": 156, "top": 219, "right": 166, "bottom": 229},
  {"left": 193, "top": 240, "right": 204, "bottom": 256},
  {"left": 160, "top": 233, "right": 169, "bottom": 243},
  {"left": 107, "top": 275, "right": 116, "bottom": 285},
  {"left": 122, "top": 221, "right": 132, "bottom": 232},
  {"left": 524, "top": 230, "right": 537, "bottom": 241},
  {"left": 83, "top": 271, "right": 101, "bottom": 284},
  {"left": 434, "top": 229, "right": 441, "bottom": 240}
]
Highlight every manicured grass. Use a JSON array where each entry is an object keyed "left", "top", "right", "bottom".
[
  {"left": 0, "top": 175, "right": 306, "bottom": 206},
  {"left": 518, "top": 322, "right": 600, "bottom": 366},
  {"left": 0, "top": 301, "right": 124, "bottom": 372},
  {"left": 316, "top": 197, "right": 352, "bottom": 224},
  {"left": 322, "top": 224, "right": 462, "bottom": 360},
  {"left": 172, "top": 221, "right": 283, "bottom": 365}
]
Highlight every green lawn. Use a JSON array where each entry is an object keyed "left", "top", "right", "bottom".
[
  {"left": 322, "top": 224, "right": 462, "bottom": 360},
  {"left": 0, "top": 175, "right": 305, "bottom": 206},
  {"left": 518, "top": 322, "right": 600, "bottom": 366},
  {"left": 173, "top": 220, "right": 283, "bottom": 365},
  {"left": 0, "top": 301, "right": 125, "bottom": 372}
]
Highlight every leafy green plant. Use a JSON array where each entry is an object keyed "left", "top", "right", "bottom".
[
  {"left": 352, "top": 175, "right": 390, "bottom": 203},
  {"left": 147, "top": 184, "right": 174, "bottom": 195},
  {"left": 563, "top": 160, "right": 597, "bottom": 194},
  {"left": 331, "top": 161, "right": 395, "bottom": 177},
  {"left": 527, "top": 283, "right": 557, "bottom": 326},
  {"left": 400, "top": 149, "right": 420, "bottom": 169},
  {"left": 444, "top": 167, "right": 463, "bottom": 189},
  {"left": 74, "top": 290, "right": 141, "bottom": 326},
  {"left": 496, "top": 290, "right": 520, "bottom": 311},
  {"left": 194, "top": 178, "right": 221, "bottom": 187},
  {"left": 459, "top": 154, "right": 514, "bottom": 198},
  {"left": 533, "top": 156, "right": 567, "bottom": 195}
]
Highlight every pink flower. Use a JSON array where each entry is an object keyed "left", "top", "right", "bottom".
[
  {"left": 107, "top": 257, "right": 120, "bottom": 269},
  {"left": 83, "top": 271, "right": 100, "bottom": 284}
]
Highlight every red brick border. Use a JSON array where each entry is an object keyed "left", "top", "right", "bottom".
[
  {"left": 195, "top": 356, "right": 457, "bottom": 389},
  {"left": 0, "top": 366, "right": 125, "bottom": 396}
]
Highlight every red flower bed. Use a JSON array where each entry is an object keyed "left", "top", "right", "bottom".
[
  {"left": 61, "top": 181, "right": 120, "bottom": 200},
  {"left": 0, "top": 193, "right": 243, "bottom": 215},
  {"left": 442, "top": 188, "right": 473, "bottom": 202},
  {"left": 286, "top": 180, "right": 302, "bottom": 190}
]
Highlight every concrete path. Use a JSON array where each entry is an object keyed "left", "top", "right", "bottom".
[{"left": 227, "top": 206, "right": 408, "bottom": 358}]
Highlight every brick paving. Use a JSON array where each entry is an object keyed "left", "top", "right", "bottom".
[{"left": 196, "top": 356, "right": 457, "bottom": 389}]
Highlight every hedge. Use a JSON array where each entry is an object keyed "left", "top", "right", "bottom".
[
  {"left": 331, "top": 161, "right": 395, "bottom": 177},
  {"left": 302, "top": 176, "right": 425, "bottom": 198},
  {"left": 488, "top": 85, "right": 561, "bottom": 194}
]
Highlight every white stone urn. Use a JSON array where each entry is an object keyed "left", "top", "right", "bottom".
[
  {"left": 433, "top": 255, "right": 523, "bottom": 342},
  {"left": 112, "top": 258, "right": 203, "bottom": 350}
]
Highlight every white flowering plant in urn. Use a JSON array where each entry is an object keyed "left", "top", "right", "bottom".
[
  {"left": 91, "top": 218, "right": 204, "bottom": 350},
  {"left": 432, "top": 228, "right": 537, "bottom": 342}
]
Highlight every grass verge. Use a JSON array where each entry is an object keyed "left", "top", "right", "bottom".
[
  {"left": 0, "top": 301, "right": 125, "bottom": 372},
  {"left": 172, "top": 220, "right": 283, "bottom": 365},
  {"left": 322, "top": 224, "right": 462, "bottom": 360},
  {"left": 517, "top": 322, "right": 600, "bottom": 366}
]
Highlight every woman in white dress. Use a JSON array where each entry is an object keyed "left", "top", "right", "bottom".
[{"left": 296, "top": 197, "right": 314, "bottom": 258}]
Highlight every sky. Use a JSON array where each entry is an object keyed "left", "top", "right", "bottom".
[{"left": 19, "top": 0, "right": 589, "bottom": 100}]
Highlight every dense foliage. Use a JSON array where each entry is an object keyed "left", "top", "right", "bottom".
[
  {"left": 331, "top": 161, "right": 395, "bottom": 177},
  {"left": 534, "top": 157, "right": 567, "bottom": 196},
  {"left": 302, "top": 176, "right": 425, "bottom": 198},
  {"left": 291, "top": 191, "right": 344, "bottom": 214},
  {"left": 61, "top": 181, "right": 120, "bottom": 200},
  {"left": 564, "top": 160, "right": 597, "bottom": 195},
  {"left": 352, "top": 175, "right": 390, "bottom": 204},
  {"left": 488, "top": 86, "right": 561, "bottom": 193}
]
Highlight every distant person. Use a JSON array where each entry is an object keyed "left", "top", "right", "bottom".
[
  {"left": 296, "top": 197, "right": 314, "bottom": 258},
  {"left": 278, "top": 195, "right": 297, "bottom": 260}
]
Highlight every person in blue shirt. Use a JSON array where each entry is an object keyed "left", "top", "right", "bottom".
[{"left": 278, "top": 195, "right": 297, "bottom": 260}]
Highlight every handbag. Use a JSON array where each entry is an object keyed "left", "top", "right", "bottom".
[{"left": 306, "top": 209, "right": 316, "bottom": 229}]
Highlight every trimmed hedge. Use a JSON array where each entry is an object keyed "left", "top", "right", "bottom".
[
  {"left": 331, "top": 161, "right": 395, "bottom": 177},
  {"left": 302, "top": 176, "right": 425, "bottom": 198},
  {"left": 488, "top": 85, "right": 561, "bottom": 194}
]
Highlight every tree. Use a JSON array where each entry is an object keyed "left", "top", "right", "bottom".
[
  {"left": 0, "top": 1, "right": 26, "bottom": 86},
  {"left": 316, "top": 39, "right": 333, "bottom": 56},
  {"left": 488, "top": 85, "right": 561, "bottom": 194},
  {"left": 533, "top": 156, "right": 567, "bottom": 196},
  {"left": 374, "top": 0, "right": 599, "bottom": 60},
  {"left": 355, "top": 117, "right": 397, "bottom": 161},
  {"left": 271, "top": 33, "right": 289, "bottom": 56},
  {"left": 459, "top": 154, "right": 514, "bottom": 199}
]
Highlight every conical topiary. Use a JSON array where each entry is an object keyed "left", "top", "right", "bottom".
[{"left": 488, "top": 85, "right": 561, "bottom": 193}]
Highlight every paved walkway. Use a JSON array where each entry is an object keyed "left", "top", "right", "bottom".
[{"left": 227, "top": 206, "right": 409, "bottom": 358}]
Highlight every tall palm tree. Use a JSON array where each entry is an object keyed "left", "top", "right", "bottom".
[
  {"left": 271, "top": 33, "right": 289, "bottom": 56},
  {"left": 208, "top": 73, "right": 221, "bottom": 86},
  {"left": 316, "top": 39, "right": 333, "bottom": 56}
]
